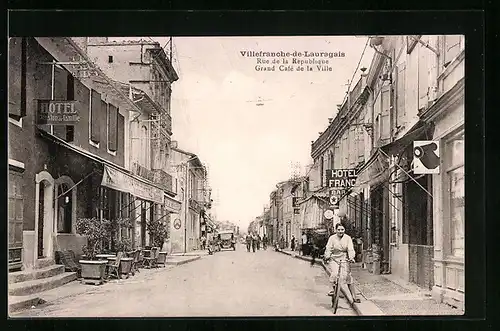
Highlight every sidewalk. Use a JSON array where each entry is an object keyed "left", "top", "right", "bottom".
[
  {"left": 9, "top": 255, "right": 202, "bottom": 314},
  {"left": 277, "top": 249, "right": 463, "bottom": 316},
  {"left": 170, "top": 250, "right": 209, "bottom": 257}
]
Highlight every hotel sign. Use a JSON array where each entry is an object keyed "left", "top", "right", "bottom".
[
  {"left": 326, "top": 169, "right": 358, "bottom": 188},
  {"left": 37, "top": 100, "right": 80, "bottom": 125}
]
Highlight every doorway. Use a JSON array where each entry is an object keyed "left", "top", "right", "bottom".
[{"left": 141, "top": 201, "right": 147, "bottom": 247}]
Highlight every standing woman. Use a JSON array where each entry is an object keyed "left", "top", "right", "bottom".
[{"left": 324, "top": 222, "right": 360, "bottom": 303}]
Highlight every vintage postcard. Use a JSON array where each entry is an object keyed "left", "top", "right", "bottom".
[{"left": 8, "top": 35, "right": 464, "bottom": 317}]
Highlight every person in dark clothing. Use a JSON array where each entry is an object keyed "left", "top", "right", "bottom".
[
  {"left": 251, "top": 233, "right": 257, "bottom": 252},
  {"left": 246, "top": 234, "right": 252, "bottom": 252},
  {"left": 290, "top": 235, "right": 296, "bottom": 251}
]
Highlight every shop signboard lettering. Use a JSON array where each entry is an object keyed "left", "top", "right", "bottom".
[
  {"left": 37, "top": 100, "right": 80, "bottom": 125},
  {"left": 326, "top": 168, "right": 358, "bottom": 188}
]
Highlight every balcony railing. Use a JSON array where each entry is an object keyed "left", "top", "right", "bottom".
[{"left": 132, "top": 162, "right": 173, "bottom": 192}]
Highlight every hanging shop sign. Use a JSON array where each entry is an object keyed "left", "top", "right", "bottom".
[
  {"left": 37, "top": 100, "right": 80, "bottom": 125},
  {"left": 326, "top": 169, "right": 358, "bottom": 188},
  {"left": 164, "top": 194, "right": 182, "bottom": 213},
  {"left": 413, "top": 141, "right": 440, "bottom": 174},
  {"left": 173, "top": 219, "right": 182, "bottom": 230}
]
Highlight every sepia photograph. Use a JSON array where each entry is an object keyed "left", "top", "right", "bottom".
[{"left": 7, "top": 34, "right": 465, "bottom": 317}]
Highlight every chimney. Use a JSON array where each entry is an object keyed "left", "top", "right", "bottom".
[
  {"left": 328, "top": 118, "right": 333, "bottom": 124},
  {"left": 171, "top": 140, "right": 178, "bottom": 149}
]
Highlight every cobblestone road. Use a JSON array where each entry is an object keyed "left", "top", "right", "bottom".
[{"left": 13, "top": 244, "right": 355, "bottom": 317}]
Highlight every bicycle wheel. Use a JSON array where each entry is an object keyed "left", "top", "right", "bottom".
[{"left": 332, "top": 280, "right": 341, "bottom": 314}]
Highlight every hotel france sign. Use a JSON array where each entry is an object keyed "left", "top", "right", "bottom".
[
  {"left": 326, "top": 169, "right": 358, "bottom": 188},
  {"left": 37, "top": 100, "right": 80, "bottom": 125}
]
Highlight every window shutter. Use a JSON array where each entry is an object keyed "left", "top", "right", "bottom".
[
  {"left": 118, "top": 113, "right": 125, "bottom": 155},
  {"left": 380, "top": 85, "right": 391, "bottom": 143},
  {"left": 357, "top": 127, "right": 364, "bottom": 162},
  {"left": 90, "top": 89, "right": 101, "bottom": 144},
  {"left": 108, "top": 104, "right": 118, "bottom": 151},
  {"left": 396, "top": 63, "right": 406, "bottom": 128},
  {"left": 9, "top": 38, "right": 23, "bottom": 118},
  {"left": 418, "top": 45, "right": 429, "bottom": 111},
  {"left": 373, "top": 92, "right": 382, "bottom": 147}
]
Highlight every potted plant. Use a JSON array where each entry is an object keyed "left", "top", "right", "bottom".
[
  {"left": 76, "top": 217, "right": 111, "bottom": 285},
  {"left": 147, "top": 219, "right": 169, "bottom": 266},
  {"left": 114, "top": 237, "right": 134, "bottom": 278}
]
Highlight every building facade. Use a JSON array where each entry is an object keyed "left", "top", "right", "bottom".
[
  {"left": 169, "top": 146, "right": 211, "bottom": 253},
  {"left": 8, "top": 37, "right": 160, "bottom": 270}
]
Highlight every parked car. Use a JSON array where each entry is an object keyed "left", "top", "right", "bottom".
[{"left": 218, "top": 230, "right": 236, "bottom": 250}]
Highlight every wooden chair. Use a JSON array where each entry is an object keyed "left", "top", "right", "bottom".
[
  {"left": 107, "top": 252, "right": 124, "bottom": 279},
  {"left": 131, "top": 249, "right": 141, "bottom": 274},
  {"left": 143, "top": 247, "right": 159, "bottom": 269},
  {"left": 55, "top": 250, "right": 82, "bottom": 278},
  {"left": 156, "top": 251, "right": 167, "bottom": 268}
]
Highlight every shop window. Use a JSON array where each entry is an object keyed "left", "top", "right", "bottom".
[
  {"left": 9, "top": 37, "right": 26, "bottom": 120},
  {"left": 446, "top": 132, "right": 464, "bottom": 258}
]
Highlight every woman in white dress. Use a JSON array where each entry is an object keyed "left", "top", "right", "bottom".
[{"left": 324, "top": 222, "right": 360, "bottom": 303}]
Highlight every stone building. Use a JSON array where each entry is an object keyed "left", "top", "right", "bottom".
[
  {"left": 7, "top": 37, "right": 156, "bottom": 271},
  {"left": 169, "top": 146, "right": 211, "bottom": 253},
  {"left": 72, "top": 37, "right": 182, "bottom": 249}
]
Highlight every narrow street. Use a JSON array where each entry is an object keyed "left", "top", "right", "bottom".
[{"left": 13, "top": 245, "right": 355, "bottom": 317}]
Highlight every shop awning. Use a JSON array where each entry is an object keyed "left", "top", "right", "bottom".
[
  {"left": 101, "top": 165, "right": 164, "bottom": 204},
  {"left": 380, "top": 120, "right": 434, "bottom": 156},
  {"left": 353, "top": 148, "right": 390, "bottom": 190},
  {"left": 164, "top": 193, "right": 182, "bottom": 213}
]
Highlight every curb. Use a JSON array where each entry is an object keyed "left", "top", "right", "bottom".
[
  {"left": 277, "top": 250, "right": 385, "bottom": 316},
  {"left": 166, "top": 256, "right": 201, "bottom": 266}
]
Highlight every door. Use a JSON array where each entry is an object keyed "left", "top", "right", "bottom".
[
  {"left": 38, "top": 183, "right": 45, "bottom": 258},
  {"left": 405, "top": 175, "right": 433, "bottom": 289},
  {"left": 9, "top": 171, "right": 24, "bottom": 269}
]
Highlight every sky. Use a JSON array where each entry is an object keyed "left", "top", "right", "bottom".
[{"left": 112, "top": 36, "right": 374, "bottom": 230}]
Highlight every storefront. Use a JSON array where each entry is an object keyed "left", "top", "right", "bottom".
[{"left": 422, "top": 78, "right": 465, "bottom": 310}]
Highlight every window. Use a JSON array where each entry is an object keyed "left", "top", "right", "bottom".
[
  {"left": 57, "top": 184, "right": 72, "bottom": 233},
  {"left": 446, "top": 132, "right": 464, "bottom": 258},
  {"left": 418, "top": 43, "right": 429, "bottom": 111},
  {"left": 108, "top": 104, "right": 119, "bottom": 152},
  {"left": 66, "top": 74, "right": 75, "bottom": 142},
  {"left": 108, "top": 55, "right": 113, "bottom": 63},
  {"left": 90, "top": 89, "right": 102, "bottom": 144},
  {"left": 9, "top": 37, "right": 26, "bottom": 120}
]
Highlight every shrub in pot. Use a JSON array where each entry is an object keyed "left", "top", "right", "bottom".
[
  {"left": 114, "top": 238, "right": 134, "bottom": 277},
  {"left": 76, "top": 217, "right": 111, "bottom": 284}
]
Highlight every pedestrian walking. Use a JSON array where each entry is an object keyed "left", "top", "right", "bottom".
[
  {"left": 324, "top": 222, "right": 360, "bottom": 303},
  {"left": 251, "top": 233, "right": 257, "bottom": 252},
  {"left": 262, "top": 234, "right": 268, "bottom": 250},
  {"left": 246, "top": 234, "right": 252, "bottom": 252},
  {"left": 301, "top": 232, "right": 308, "bottom": 256},
  {"left": 257, "top": 234, "right": 261, "bottom": 250},
  {"left": 201, "top": 234, "right": 207, "bottom": 250},
  {"left": 290, "top": 235, "right": 296, "bottom": 251},
  {"left": 279, "top": 235, "right": 285, "bottom": 250}
]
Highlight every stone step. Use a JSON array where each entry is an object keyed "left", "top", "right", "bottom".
[
  {"left": 8, "top": 295, "right": 46, "bottom": 314},
  {"left": 35, "top": 258, "right": 55, "bottom": 269},
  {"left": 9, "top": 265, "right": 65, "bottom": 284},
  {"left": 9, "top": 272, "right": 77, "bottom": 296}
]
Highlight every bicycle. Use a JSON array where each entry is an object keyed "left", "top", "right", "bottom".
[{"left": 324, "top": 258, "right": 352, "bottom": 314}]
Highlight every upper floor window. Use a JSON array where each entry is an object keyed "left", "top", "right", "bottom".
[{"left": 8, "top": 37, "right": 26, "bottom": 121}]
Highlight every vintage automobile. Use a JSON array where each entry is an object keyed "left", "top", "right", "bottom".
[{"left": 217, "top": 230, "right": 236, "bottom": 250}]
